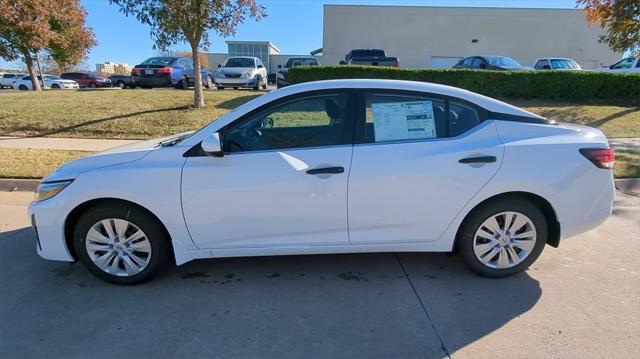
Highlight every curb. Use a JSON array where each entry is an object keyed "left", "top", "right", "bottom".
[{"left": 0, "top": 178, "right": 39, "bottom": 192}]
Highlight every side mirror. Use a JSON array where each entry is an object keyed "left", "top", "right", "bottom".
[
  {"left": 277, "top": 64, "right": 282, "bottom": 69},
  {"left": 257, "top": 64, "right": 264, "bottom": 69},
  {"left": 201, "top": 132, "right": 223, "bottom": 157},
  {"left": 542, "top": 65, "right": 551, "bottom": 70},
  {"left": 339, "top": 60, "right": 346, "bottom": 65},
  {"left": 217, "top": 64, "right": 222, "bottom": 68}
]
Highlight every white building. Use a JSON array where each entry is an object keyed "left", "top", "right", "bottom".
[
  {"left": 95, "top": 61, "right": 134, "bottom": 75},
  {"left": 321, "top": 5, "right": 621, "bottom": 69}
]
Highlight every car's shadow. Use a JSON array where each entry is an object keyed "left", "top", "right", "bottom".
[{"left": 1, "top": 227, "right": 541, "bottom": 358}]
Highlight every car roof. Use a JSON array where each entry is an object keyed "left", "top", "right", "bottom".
[{"left": 227, "top": 56, "right": 257, "bottom": 59}]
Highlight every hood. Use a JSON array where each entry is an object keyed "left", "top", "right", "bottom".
[
  {"left": 41, "top": 133, "right": 190, "bottom": 183},
  {"left": 218, "top": 67, "right": 252, "bottom": 75}
]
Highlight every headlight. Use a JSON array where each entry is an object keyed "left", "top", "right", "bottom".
[{"left": 35, "top": 180, "right": 73, "bottom": 201}]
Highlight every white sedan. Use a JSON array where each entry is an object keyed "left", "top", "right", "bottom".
[
  {"left": 12, "top": 75, "right": 79, "bottom": 90},
  {"left": 29, "top": 79, "right": 615, "bottom": 284}
]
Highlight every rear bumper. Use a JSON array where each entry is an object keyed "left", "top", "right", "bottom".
[{"left": 132, "top": 76, "right": 175, "bottom": 87}]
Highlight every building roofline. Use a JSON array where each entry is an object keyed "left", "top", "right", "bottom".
[
  {"left": 323, "top": 4, "right": 579, "bottom": 11},
  {"left": 225, "top": 40, "right": 281, "bottom": 53}
]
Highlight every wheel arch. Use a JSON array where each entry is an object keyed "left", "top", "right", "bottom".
[
  {"left": 455, "top": 191, "right": 561, "bottom": 249},
  {"left": 64, "top": 197, "right": 174, "bottom": 261}
]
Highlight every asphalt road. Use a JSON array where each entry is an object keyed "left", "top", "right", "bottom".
[{"left": 0, "top": 190, "right": 638, "bottom": 358}]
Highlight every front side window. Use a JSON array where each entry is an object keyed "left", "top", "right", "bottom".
[
  {"left": 461, "top": 57, "right": 473, "bottom": 67},
  {"left": 362, "top": 93, "right": 481, "bottom": 143},
  {"left": 223, "top": 93, "right": 352, "bottom": 152},
  {"left": 535, "top": 60, "right": 550, "bottom": 69},
  {"left": 470, "top": 58, "right": 483, "bottom": 68},
  {"left": 485, "top": 56, "right": 521, "bottom": 67}
]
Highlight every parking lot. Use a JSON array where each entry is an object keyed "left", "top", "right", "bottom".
[{"left": 0, "top": 189, "right": 637, "bottom": 358}]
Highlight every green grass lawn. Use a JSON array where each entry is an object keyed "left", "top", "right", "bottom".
[
  {"left": 0, "top": 89, "right": 638, "bottom": 139},
  {"left": 1, "top": 147, "right": 637, "bottom": 179}
]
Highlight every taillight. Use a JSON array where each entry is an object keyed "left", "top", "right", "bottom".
[
  {"left": 157, "top": 67, "right": 172, "bottom": 74},
  {"left": 394, "top": 59, "right": 400, "bottom": 68},
  {"left": 131, "top": 68, "right": 140, "bottom": 76},
  {"left": 579, "top": 148, "right": 615, "bottom": 169}
]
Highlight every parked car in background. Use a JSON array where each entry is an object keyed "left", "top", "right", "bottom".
[
  {"left": 61, "top": 72, "right": 111, "bottom": 88},
  {"left": 213, "top": 56, "right": 268, "bottom": 90},
  {"left": 29, "top": 79, "right": 614, "bottom": 284},
  {"left": 12, "top": 75, "right": 79, "bottom": 90},
  {"left": 0, "top": 73, "right": 25, "bottom": 88},
  {"left": 453, "top": 56, "right": 533, "bottom": 71},
  {"left": 533, "top": 58, "right": 582, "bottom": 70},
  {"left": 131, "top": 56, "right": 213, "bottom": 89},
  {"left": 109, "top": 74, "right": 135, "bottom": 89},
  {"left": 276, "top": 56, "right": 319, "bottom": 88},
  {"left": 597, "top": 57, "right": 640, "bottom": 73},
  {"left": 340, "top": 49, "right": 400, "bottom": 67}
]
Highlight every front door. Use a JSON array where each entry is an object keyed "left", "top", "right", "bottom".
[
  {"left": 181, "top": 91, "right": 355, "bottom": 249},
  {"left": 348, "top": 91, "right": 503, "bottom": 244}
]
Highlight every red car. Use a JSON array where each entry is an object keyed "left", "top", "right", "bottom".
[{"left": 60, "top": 72, "right": 112, "bottom": 88}]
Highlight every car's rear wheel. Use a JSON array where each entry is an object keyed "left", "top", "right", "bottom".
[
  {"left": 457, "top": 198, "right": 547, "bottom": 277},
  {"left": 89, "top": 82, "right": 97, "bottom": 88},
  {"left": 117, "top": 81, "right": 125, "bottom": 89},
  {"left": 216, "top": 86, "right": 224, "bottom": 90},
  {"left": 18, "top": 84, "right": 28, "bottom": 91},
  {"left": 204, "top": 76, "right": 213, "bottom": 89},
  {"left": 177, "top": 76, "right": 189, "bottom": 89},
  {"left": 51, "top": 84, "right": 60, "bottom": 89},
  {"left": 73, "top": 204, "right": 171, "bottom": 285}
]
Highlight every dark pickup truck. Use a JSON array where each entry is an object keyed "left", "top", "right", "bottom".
[
  {"left": 340, "top": 49, "right": 400, "bottom": 67},
  {"left": 109, "top": 75, "right": 136, "bottom": 88}
]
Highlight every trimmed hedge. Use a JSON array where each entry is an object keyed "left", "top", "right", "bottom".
[{"left": 288, "top": 66, "right": 640, "bottom": 103}]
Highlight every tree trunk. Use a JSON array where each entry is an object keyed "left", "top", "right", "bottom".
[
  {"left": 21, "top": 48, "right": 42, "bottom": 91},
  {"left": 190, "top": 45, "right": 205, "bottom": 108}
]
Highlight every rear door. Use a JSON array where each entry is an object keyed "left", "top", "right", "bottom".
[{"left": 347, "top": 91, "right": 503, "bottom": 244}]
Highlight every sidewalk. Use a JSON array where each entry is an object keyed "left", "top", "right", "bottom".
[{"left": 0, "top": 136, "right": 136, "bottom": 152}]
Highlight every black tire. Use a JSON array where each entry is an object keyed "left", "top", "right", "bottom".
[
  {"left": 89, "top": 82, "right": 97, "bottom": 88},
  {"left": 233, "top": 87, "right": 239, "bottom": 90},
  {"left": 18, "top": 85, "right": 28, "bottom": 91},
  {"left": 51, "top": 84, "right": 60, "bottom": 89},
  {"left": 216, "top": 86, "right": 224, "bottom": 90},
  {"left": 178, "top": 77, "right": 189, "bottom": 89},
  {"left": 253, "top": 76, "right": 261, "bottom": 91},
  {"left": 457, "top": 198, "right": 547, "bottom": 278},
  {"left": 117, "top": 81, "right": 125, "bottom": 89},
  {"left": 73, "top": 203, "right": 171, "bottom": 285}
]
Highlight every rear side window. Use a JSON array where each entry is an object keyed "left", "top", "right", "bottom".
[
  {"left": 535, "top": 60, "right": 550, "bottom": 69},
  {"left": 361, "top": 93, "right": 481, "bottom": 143}
]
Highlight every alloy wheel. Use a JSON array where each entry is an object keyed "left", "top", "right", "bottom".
[
  {"left": 85, "top": 218, "right": 152, "bottom": 277},
  {"left": 473, "top": 211, "right": 537, "bottom": 269}
]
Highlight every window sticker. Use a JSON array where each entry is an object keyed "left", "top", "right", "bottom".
[{"left": 372, "top": 101, "right": 436, "bottom": 142}]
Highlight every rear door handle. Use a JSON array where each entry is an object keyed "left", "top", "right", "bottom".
[
  {"left": 306, "top": 166, "right": 345, "bottom": 175},
  {"left": 458, "top": 156, "right": 497, "bottom": 164}
]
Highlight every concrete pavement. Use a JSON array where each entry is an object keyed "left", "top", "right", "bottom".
[{"left": 0, "top": 190, "right": 638, "bottom": 358}]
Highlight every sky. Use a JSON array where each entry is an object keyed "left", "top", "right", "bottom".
[{"left": 1, "top": 0, "right": 579, "bottom": 70}]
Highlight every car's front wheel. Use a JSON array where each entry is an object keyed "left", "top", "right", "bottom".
[
  {"left": 73, "top": 203, "right": 171, "bottom": 284},
  {"left": 457, "top": 198, "right": 547, "bottom": 277}
]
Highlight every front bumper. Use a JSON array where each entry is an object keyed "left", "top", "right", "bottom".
[
  {"left": 28, "top": 197, "right": 75, "bottom": 262},
  {"left": 214, "top": 76, "right": 259, "bottom": 88}
]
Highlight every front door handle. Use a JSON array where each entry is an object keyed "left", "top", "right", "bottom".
[
  {"left": 458, "top": 156, "right": 497, "bottom": 164},
  {"left": 306, "top": 166, "right": 344, "bottom": 175}
]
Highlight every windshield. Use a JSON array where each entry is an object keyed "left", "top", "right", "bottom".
[
  {"left": 285, "top": 58, "right": 318, "bottom": 67},
  {"left": 140, "top": 57, "right": 176, "bottom": 65},
  {"left": 485, "top": 56, "right": 521, "bottom": 67},
  {"left": 223, "top": 58, "right": 255, "bottom": 68},
  {"left": 550, "top": 59, "right": 580, "bottom": 69}
]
